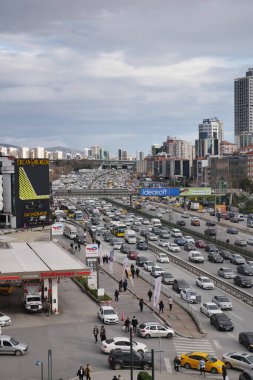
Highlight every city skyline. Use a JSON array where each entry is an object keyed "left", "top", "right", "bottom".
[{"left": 0, "top": 1, "right": 253, "bottom": 154}]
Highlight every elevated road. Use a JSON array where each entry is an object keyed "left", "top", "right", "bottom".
[{"left": 54, "top": 188, "right": 135, "bottom": 198}]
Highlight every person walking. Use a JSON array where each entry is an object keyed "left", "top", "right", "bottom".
[
  {"left": 84, "top": 364, "right": 91, "bottom": 380},
  {"left": 93, "top": 325, "right": 99, "bottom": 343},
  {"left": 174, "top": 356, "right": 181, "bottom": 374},
  {"left": 78, "top": 243, "right": 81, "bottom": 252},
  {"left": 168, "top": 296, "right": 173, "bottom": 311},
  {"left": 148, "top": 289, "right": 153, "bottom": 302},
  {"left": 112, "top": 376, "right": 118, "bottom": 380},
  {"left": 199, "top": 358, "right": 205, "bottom": 375},
  {"left": 119, "top": 279, "right": 123, "bottom": 292},
  {"left": 139, "top": 298, "right": 144, "bottom": 312},
  {"left": 222, "top": 365, "right": 228, "bottom": 380},
  {"left": 123, "top": 279, "right": 128, "bottom": 292},
  {"left": 114, "top": 289, "right": 119, "bottom": 302},
  {"left": 131, "top": 316, "right": 139, "bottom": 333},
  {"left": 124, "top": 317, "right": 131, "bottom": 332},
  {"left": 135, "top": 268, "right": 140, "bottom": 278},
  {"left": 131, "top": 267, "right": 135, "bottom": 279},
  {"left": 77, "top": 366, "right": 85, "bottom": 380},
  {"left": 159, "top": 300, "right": 164, "bottom": 313},
  {"left": 100, "top": 325, "right": 106, "bottom": 341}
]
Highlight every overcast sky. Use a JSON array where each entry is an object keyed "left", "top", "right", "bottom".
[{"left": 0, "top": 0, "right": 253, "bottom": 155}]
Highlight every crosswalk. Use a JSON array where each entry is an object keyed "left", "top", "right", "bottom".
[{"left": 173, "top": 336, "right": 217, "bottom": 356}]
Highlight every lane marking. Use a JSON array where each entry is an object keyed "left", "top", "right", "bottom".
[
  {"left": 164, "top": 357, "right": 173, "bottom": 373},
  {"left": 213, "top": 339, "right": 222, "bottom": 349},
  {"left": 229, "top": 311, "right": 243, "bottom": 321}
]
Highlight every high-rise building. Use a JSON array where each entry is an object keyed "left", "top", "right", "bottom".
[
  {"left": 34, "top": 147, "right": 45, "bottom": 158},
  {"left": 234, "top": 68, "right": 253, "bottom": 145},
  {"left": 136, "top": 151, "right": 145, "bottom": 161},
  {"left": 195, "top": 117, "right": 224, "bottom": 158},
  {"left": 91, "top": 145, "right": 101, "bottom": 159}
]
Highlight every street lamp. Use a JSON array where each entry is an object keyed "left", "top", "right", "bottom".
[{"left": 36, "top": 360, "right": 44, "bottom": 380}]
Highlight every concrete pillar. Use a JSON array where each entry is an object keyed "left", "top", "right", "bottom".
[
  {"left": 51, "top": 278, "right": 59, "bottom": 314},
  {"left": 43, "top": 279, "right": 49, "bottom": 300}
]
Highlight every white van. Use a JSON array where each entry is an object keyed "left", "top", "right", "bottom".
[
  {"left": 189, "top": 250, "right": 204, "bottom": 263},
  {"left": 124, "top": 229, "right": 137, "bottom": 244},
  {"left": 151, "top": 218, "right": 162, "bottom": 227}
]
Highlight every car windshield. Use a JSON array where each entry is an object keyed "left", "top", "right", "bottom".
[
  {"left": 206, "top": 354, "right": 217, "bottom": 363},
  {"left": 218, "top": 297, "right": 230, "bottom": 302},
  {"left": 247, "top": 356, "right": 253, "bottom": 363},
  {"left": 223, "top": 269, "right": 231, "bottom": 272},
  {"left": 106, "top": 339, "right": 114, "bottom": 344},
  {"left": 208, "top": 305, "right": 218, "bottom": 310},
  {"left": 104, "top": 310, "right": 116, "bottom": 315},
  {"left": 164, "top": 273, "right": 173, "bottom": 278},
  {"left": 10, "top": 338, "right": 19, "bottom": 346},
  {"left": 202, "top": 278, "right": 211, "bottom": 282}
]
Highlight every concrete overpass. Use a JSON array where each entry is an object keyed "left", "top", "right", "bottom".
[{"left": 54, "top": 188, "right": 135, "bottom": 198}]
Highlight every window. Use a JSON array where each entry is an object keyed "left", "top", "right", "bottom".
[{"left": 3, "top": 341, "right": 12, "bottom": 347}]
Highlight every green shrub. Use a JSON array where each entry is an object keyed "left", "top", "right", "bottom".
[
  {"left": 137, "top": 371, "right": 152, "bottom": 380},
  {"left": 76, "top": 277, "right": 111, "bottom": 301}
]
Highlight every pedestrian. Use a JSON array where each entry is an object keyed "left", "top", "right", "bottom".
[
  {"left": 84, "top": 364, "right": 91, "bottom": 380},
  {"left": 119, "top": 279, "right": 123, "bottom": 292},
  {"left": 199, "top": 358, "right": 205, "bottom": 375},
  {"left": 78, "top": 243, "right": 81, "bottom": 252},
  {"left": 97, "top": 240, "right": 101, "bottom": 249},
  {"left": 75, "top": 244, "right": 78, "bottom": 251},
  {"left": 159, "top": 300, "right": 164, "bottom": 313},
  {"left": 222, "top": 365, "right": 228, "bottom": 380},
  {"left": 131, "top": 267, "right": 135, "bottom": 279},
  {"left": 226, "top": 238, "right": 230, "bottom": 245},
  {"left": 124, "top": 317, "right": 131, "bottom": 332},
  {"left": 114, "top": 289, "right": 119, "bottom": 302},
  {"left": 77, "top": 366, "right": 85, "bottom": 380},
  {"left": 174, "top": 355, "right": 181, "bottom": 374},
  {"left": 70, "top": 242, "right": 74, "bottom": 250},
  {"left": 131, "top": 316, "right": 139, "bottom": 333},
  {"left": 148, "top": 289, "right": 153, "bottom": 302},
  {"left": 123, "top": 279, "right": 128, "bottom": 292},
  {"left": 112, "top": 376, "right": 118, "bottom": 380},
  {"left": 168, "top": 296, "right": 173, "bottom": 311},
  {"left": 93, "top": 325, "right": 99, "bottom": 343},
  {"left": 125, "top": 269, "right": 128, "bottom": 278},
  {"left": 130, "top": 263, "right": 134, "bottom": 271},
  {"left": 46, "top": 300, "right": 51, "bottom": 316},
  {"left": 135, "top": 268, "right": 140, "bottom": 278},
  {"left": 139, "top": 298, "right": 144, "bottom": 312},
  {"left": 100, "top": 325, "right": 106, "bottom": 341}
]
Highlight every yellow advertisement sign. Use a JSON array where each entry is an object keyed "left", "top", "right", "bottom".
[{"left": 180, "top": 187, "right": 212, "bottom": 196}]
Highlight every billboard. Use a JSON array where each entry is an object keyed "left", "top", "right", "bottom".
[
  {"left": 139, "top": 187, "right": 180, "bottom": 197},
  {"left": 85, "top": 244, "right": 99, "bottom": 257},
  {"left": 51, "top": 223, "right": 64, "bottom": 236},
  {"left": 14, "top": 159, "right": 50, "bottom": 228},
  {"left": 179, "top": 187, "right": 212, "bottom": 196}
]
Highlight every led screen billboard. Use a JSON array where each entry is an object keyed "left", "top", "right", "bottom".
[{"left": 14, "top": 159, "right": 50, "bottom": 228}]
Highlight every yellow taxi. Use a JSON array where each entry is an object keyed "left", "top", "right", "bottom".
[{"left": 180, "top": 352, "right": 224, "bottom": 374}]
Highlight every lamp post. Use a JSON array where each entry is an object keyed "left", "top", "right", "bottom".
[
  {"left": 130, "top": 326, "right": 133, "bottom": 380},
  {"left": 36, "top": 360, "right": 44, "bottom": 380}
]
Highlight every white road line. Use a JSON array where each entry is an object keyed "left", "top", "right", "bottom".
[
  {"left": 229, "top": 311, "right": 244, "bottom": 321},
  {"left": 164, "top": 357, "right": 173, "bottom": 373},
  {"left": 213, "top": 339, "right": 222, "bottom": 349}
]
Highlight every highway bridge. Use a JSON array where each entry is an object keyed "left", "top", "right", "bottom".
[{"left": 54, "top": 188, "right": 135, "bottom": 198}]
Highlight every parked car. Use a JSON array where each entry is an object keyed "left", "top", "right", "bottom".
[
  {"left": 135, "top": 256, "right": 147, "bottom": 267},
  {"left": 161, "top": 272, "right": 174, "bottom": 285},
  {"left": 196, "top": 276, "right": 214, "bottom": 289},
  {"left": 180, "top": 288, "right": 197, "bottom": 303},
  {"left": 208, "top": 252, "right": 223, "bottom": 263},
  {"left": 210, "top": 313, "right": 234, "bottom": 331},
  {"left": 137, "top": 322, "right": 175, "bottom": 339},
  {"left": 0, "top": 312, "right": 11, "bottom": 327},
  {"left": 222, "top": 352, "right": 253, "bottom": 370},
  {"left": 234, "top": 275, "right": 253, "bottom": 288},
  {"left": 108, "top": 349, "right": 152, "bottom": 370},
  {"left": 237, "top": 264, "right": 253, "bottom": 276},
  {"left": 101, "top": 337, "right": 147, "bottom": 354},
  {"left": 168, "top": 243, "right": 180, "bottom": 252},
  {"left": 217, "top": 267, "right": 235, "bottom": 279},
  {"left": 98, "top": 306, "right": 119, "bottom": 324},
  {"left": 200, "top": 302, "right": 222, "bottom": 317},
  {"left": 239, "top": 332, "right": 253, "bottom": 352},
  {"left": 239, "top": 370, "right": 253, "bottom": 380},
  {"left": 180, "top": 352, "right": 224, "bottom": 374},
  {"left": 227, "top": 227, "right": 238, "bottom": 234},
  {"left": 172, "top": 279, "right": 190, "bottom": 293},
  {"left": 212, "top": 295, "right": 232, "bottom": 310},
  {"left": 0, "top": 335, "right": 28, "bottom": 356},
  {"left": 230, "top": 254, "right": 246, "bottom": 265},
  {"left": 235, "top": 239, "right": 247, "bottom": 247},
  {"left": 157, "top": 253, "right": 169, "bottom": 263},
  {"left": 195, "top": 240, "right": 207, "bottom": 249}
]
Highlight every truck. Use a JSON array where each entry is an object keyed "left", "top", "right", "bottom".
[
  {"left": 124, "top": 229, "right": 137, "bottom": 244},
  {"left": 63, "top": 223, "right": 77, "bottom": 239},
  {"left": 190, "top": 202, "right": 200, "bottom": 211},
  {"left": 23, "top": 281, "right": 43, "bottom": 313}
]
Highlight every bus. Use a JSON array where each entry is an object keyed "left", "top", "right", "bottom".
[
  {"left": 75, "top": 210, "right": 83, "bottom": 221},
  {"left": 110, "top": 221, "right": 127, "bottom": 237}
]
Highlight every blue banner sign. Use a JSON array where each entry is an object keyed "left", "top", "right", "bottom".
[{"left": 139, "top": 187, "right": 180, "bottom": 197}]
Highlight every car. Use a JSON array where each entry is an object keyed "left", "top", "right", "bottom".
[
  {"left": 181, "top": 212, "right": 190, "bottom": 218},
  {"left": 158, "top": 238, "right": 169, "bottom": 247},
  {"left": 140, "top": 229, "right": 149, "bottom": 238},
  {"left": 217, "top": 267, "right": 235, "bottom": 279},
  {"left": 127, "top": 250, "right": 139, "bottom": 260},
  {"left": 234, "top": 275, "right": 253, "bottom": 288},
  {"left": 238, "top": 264, "right": 253, "bottom": 276},
  {"left": 97, "top": 306, "right": 119, "bottom": 324},
  {"left": 204, "top": 228, "right": 216, "bottom": 236},
  {"left": 247, "top": 261, "right": 253, "bottom": 269},
  {"left": 180, "top": 352, "right": 224, "bottom": 374},
  {"left": 108, "top": 348, "right": 152, "bottom": 370},
  {"left": 111, "top": 240, "right": 123, "bottom": 250},
  {"left": 196, "top": 276, "right": 214, "bottom": 289},
  {"left": 191, "top": 218, "right": 200, "bottom": 226},
  {"left": 230, "top": 254, "right": 246, "bottom": 265},
  {"left": 205, "top": 244, "right": 219, "bottom": 253},
  {"left": 227, "top": 227, "right": 239, "bottom": 234},
  {"left": 177, "top": 220, "right": 186, "bottom": 226},
  {"left": 222, "top": 352, "right": 253, "bottom": 370},
  {"left": 0, "top": 312, "right": 11, "bottom": 327},
  {"left": 180, "top": 288, "right": 197, "bottom": 303},
  {"left": 161, "top": 272, "right": 174, "bottom": 285},
  {"left": 247, "top": 239, "right": 253, "bottom": 246},
  {"left": 206, "top": 220, "right": 216, "bottom": 226},
  {"left": 137, "top": 322, "right": 175, "bottom": 339},
  {"left": 101, "top": 337, "right": 148, "bottom": 354},
  {"left": 150, "top": 265, "right": 165, "bottom": 277},
  {"left": 152, "top": 226, "right": 162, "bottom": 235},
  {"left": 184, "top": 236, "right": 195, "bottom": 244},
  {"left": 219, "top": 250, "right": 232, "bottom": 260},
  {"left": 147, "top": 233, "right": 158, "bottom": 241},
  {"left": 144, "top": 260, "right": 155, "bottom": 272},
  {"left": 174, "top": 237, "right": 187, "bottom": 246},
  {"left": 184, "top": 242, "right": 195, "bottom": 251},
  {"left": 230, "top": 216, "right": 240, "bottom": 223},
  {"left": 200, "top": 302, "right": 223, "bottom": 317},
  {"left": 135, "top": 256, "right": 147, "bottom": 267},
  {"left": 210, "top": 313, "right": 234, "bottom": 331},
  {"left": 168, "top": 243, "right": 180, "bottom": 252},
  {"left": 159, "top": 231, "right": 170, "bottom": 239},
  {"left": 212, "top": 295, "right": 232, "bottom": 310},
  {"left": 239, "top": 370, "right": 253, "bottom": 380},
  {"left": 189, "top": 250, "right": 204, "bottom": 263},
  {"left": 171, "top": 229, "right": 183, "bottom": 237},
  {"left": 120, "top": 244, "right": 132, "bottom": 254},
  {"left": 136, "top": 240, "right": 148, "bottom": 250},
  {"left": 157, "top": 252, "right": 169, "bottom": 263},
  {"left": 195, "top": 240, "right": 207, "bottom": 249},
  {"left": 0, "top": 335, "right": 28, "bottom": 356},
  {"left": 207, "top": 252, "right": 223, "bottom": 263},
  {"left": 172, "top": 279, "right": 190, "bottom": 293},
  {"left": 235, "top": 239, "right": 247, "bottom": 247},
  {"left": 239, "top": 332, "right": 253, "bottom": 352}
]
